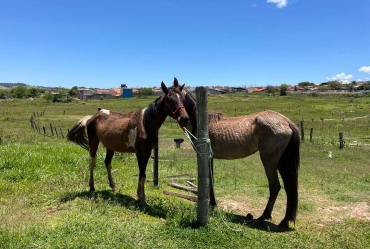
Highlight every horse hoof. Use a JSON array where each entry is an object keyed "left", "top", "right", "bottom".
[
  {"left": 246, "top": 213, "right": 254, "bottom": 221},
  {"left": 139, "top": 201, "right": 148, "bottom": 207},
  {"left": 253, "top": 219, "right": 264, "bottom": 226},
  {"left": 278, "top": 220, "right": 289, "bottom": 228}
]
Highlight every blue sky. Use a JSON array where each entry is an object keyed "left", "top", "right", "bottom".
[{"left": 1, "top": 0, "right": 369, "bottom": 89}]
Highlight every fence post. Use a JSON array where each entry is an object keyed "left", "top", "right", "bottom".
[
  {"left": 43, "top": 126, "right": 46, "bottom": 135},
  {"left": 50, "top": 124, "right": 54, "bottom": 136},
  {"left": 196, "top": 87, "right": 210, "bottom": 226},
  {"left": 300, "top": 120, "right": 304, "bottom": 142},
  {"left": 30, "top": 116, "right": 34, "bottom": 129},
  {"left": 54, "top": 127, "right": 58, "bottom": 137},
  {"left": 60, "top": 128, "right": 64, "bottom": 139},
  {"left": 339, "top": 132, "right": 344, "bottom": 149},
  {"left": 309, "top": 128, "right": 313, "bottom": 142}
]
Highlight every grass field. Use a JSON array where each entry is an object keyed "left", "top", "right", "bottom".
[{"left": 1, "top": 93, "right": 369, "bottom": 248}]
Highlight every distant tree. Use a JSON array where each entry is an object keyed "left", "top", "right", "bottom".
[
  {"left": 223, "top": 87, "right": 232, "bottom": 93},
  {"left": 139, "top": 88, "right": 153, "bottom": 98},
  {"left": 28, "top": 87, "right": 40, "bottom": 97},
  {"left": 43, "top": 93, "right": 54, "bottom": 103},
  {"left": 359, "top": 82, "right": 370, "bottom": 90},
  {"left": 347, "top": 84, "right": 353, "bottom": 92},
  {"left": 346, "top": 81, "right": 356, "bottom": 92},
  {"left": 68, "top": 88, "right": 77, "bottom": 97},
  {"left": 280, "top": 84, "right": 288, "bottom": 96},
  {"left": 11, "top": 86, "right": 28, "bottom": 99},
  {"left": 265, "top": 85, "right": 276, "bottom": 96},
  {"left": 0, "top": 89, "right": 10, "bottom": 98},
  {"left": 298, "top": 81, "right": 314, "bottom": 87},
  {"left": 327, "top": 81, "right": 342, "bottom": 90}
]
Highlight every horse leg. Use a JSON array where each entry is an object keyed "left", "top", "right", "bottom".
[
  {"left": 255, "top": 155, "right": 281, "bottom": 226},
  {"left": 209, "top": 158, "right": 217, "bottom": 207},
  {"left": 136, "top": 149, "right": 152, "bottom": 206},
  {"left": 88, "top": 141, "right": 99, "bottom": 192},
  {"left": 105, "top": 149, "right": 117, "bottom": 192},
  {"left": 88, "top": 156, "right": 96, "bottom": 192},
  {"left": 277, "top": 128, "right": 300, "bottom": 228}
]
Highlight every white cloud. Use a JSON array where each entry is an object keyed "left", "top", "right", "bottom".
[
  {"left": 326, "top": 73, "right": 353, "bottom": 84},
  {"left": 267, "top": 0, "right": 288, "bottom": 8},
  {"left": 359, "top": 66, "right": 370, "bottom": 74}
]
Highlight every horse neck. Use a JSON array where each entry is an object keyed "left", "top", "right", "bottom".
[
  {"left": 184, "top": 93, "right": 219, "bottom": 136},
  {"left": 143, "top": 97, "right": 168, "bottom": 134},
  {"left": 184, "top": 93, "right": 198, "bottom": 135}
]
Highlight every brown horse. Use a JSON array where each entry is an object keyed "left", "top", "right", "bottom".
[
  {"left": 173, "top": 80, "right": 300, "bottom": 228},
  {"left": 67, "top": 80, "right": 189, "bottom": 205}
]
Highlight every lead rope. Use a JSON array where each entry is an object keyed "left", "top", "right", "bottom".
[{"left": 183, "top": 127, "right": 242, "bottom": 232}]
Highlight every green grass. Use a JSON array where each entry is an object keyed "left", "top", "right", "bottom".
[{"left": 1, "top": 94, "right": 370, "bottom": 248}]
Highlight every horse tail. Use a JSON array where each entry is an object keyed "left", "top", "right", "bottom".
[
  {"left": 278, "top": 123, "right": 300, "bottom": 224},
  {"left": 67, "top": 116, "right": 92, "bottom": 151}
]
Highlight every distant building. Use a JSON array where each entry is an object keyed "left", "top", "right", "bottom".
[
  {"left": 77, "top": 88, "right": 121, "bottom": 100},
  {"left": 231, "top": 87, "right": 246, "bottom": 93},
  {"left": 153, "top": 87, "right": 163, "bottom": 96},
  {"left": 121, "top": 84, "right": 133, "bottom": 98}
]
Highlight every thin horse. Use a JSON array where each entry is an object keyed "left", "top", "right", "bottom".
[
  {"left": 67, "top": 80, "right": 189, "bottom": 205},
  {"left": 174, "top": 80, "right": 300, "bottom": 228}
]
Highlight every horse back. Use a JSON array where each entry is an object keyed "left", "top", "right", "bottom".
[
  {"left": 87, "top": 110, "right": 142, "bottom": 153},
  {"left": 208, "top": 110, "right": 296, "bottom": 159}
]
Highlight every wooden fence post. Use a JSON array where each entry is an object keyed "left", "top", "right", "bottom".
[
  {"left": 309, "top": 128, "right": 313, "bottom": 142},
  {"left": 300, "top": 120, "right": 304, "bottom": 142},
  {"left": 196, "top": 87, "right": 210, "bottom": 226},
  {"left": 60, "top": 128, "right": 64, "bottom": 139},
  {"left": 54, "top": 127, "right": 58, "bottom": 137},
  {"left": 50, "top": 124, "right": 54, "bottom": 136},
  {"left": 339, "top": 132, "right": 344, "bottom": 149},
  {"left": 30, "top": 117, "right": 34, "bottom": 129}
]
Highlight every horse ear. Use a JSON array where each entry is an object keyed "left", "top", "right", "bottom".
[
  {"left": 179, "top": 83, "right": 185, "bottom": 91},
  {"left": 161, "top": 82, "right": 168, "bottom": 94},
  {"left": 173, "top": 77, "right": 179, "bottom": 87}
]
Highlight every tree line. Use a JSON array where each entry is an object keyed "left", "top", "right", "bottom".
[{"left": 264, "top": 80, "right": 370, "bottom": 96}]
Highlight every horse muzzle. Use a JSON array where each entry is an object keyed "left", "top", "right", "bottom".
[{"left": 178, "top": 115, "right": 189, "bottom": 127}]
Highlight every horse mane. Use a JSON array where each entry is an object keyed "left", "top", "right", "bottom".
[
  {"left": 208, "top": 111, "right": 223, "bottom": 121},
  {"left": 183, "top": 88, "right": 223, "bottom": 122},
  {"left": 143, "top": 96, "right": 162, "bottom": 131}
]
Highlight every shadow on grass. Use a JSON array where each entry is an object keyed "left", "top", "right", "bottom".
[
  {"left": 60, "top": 191, "right": 294, "bottom": 232},
  {"left": 60, "top": 190, "right": 169, "bottom": 220},
  {"left": 223, "top": 211, "right": 295, "bottom": 233}
]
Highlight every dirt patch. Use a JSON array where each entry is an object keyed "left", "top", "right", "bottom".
[
  {"left": 316, "top": 200, "right": 370, "bottom": 224},
  {"left": 216, "top": 196, "right": 370, "bottom": 226}
]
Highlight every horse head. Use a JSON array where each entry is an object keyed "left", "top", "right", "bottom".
[
  {"left": 171, "top": 78, "right": 197, "bottom": 131},
  {"left": 161, "top": 79, "right": 189, "bottom": 127}
]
